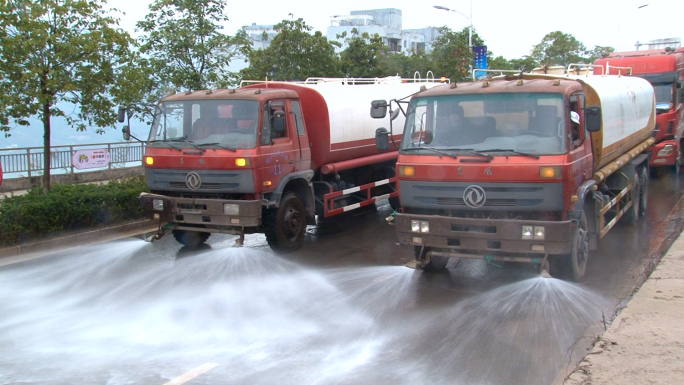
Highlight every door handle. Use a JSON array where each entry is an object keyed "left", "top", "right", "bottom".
[{"left": 289, "top": 160, "right": 295, "bottom": 164}]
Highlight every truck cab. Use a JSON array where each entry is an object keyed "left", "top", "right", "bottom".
[{"left": 136, "top": 88, "right": 316, "bottom": 251}]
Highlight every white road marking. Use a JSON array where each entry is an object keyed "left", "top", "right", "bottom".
[{"left": 163, "top": 363, "right": 219, "bottom": 385}]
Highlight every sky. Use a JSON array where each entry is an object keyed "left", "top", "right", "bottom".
[{"left": 113, "top": 0, "right": 684, "bottom": 60}]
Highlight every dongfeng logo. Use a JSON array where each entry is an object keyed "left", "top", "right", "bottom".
[
  {"left": 186, "top": 172, "right": 202, "bottom": 190},
  {"left": 463, "top": 185, "right": 486, "bottom": 208}
]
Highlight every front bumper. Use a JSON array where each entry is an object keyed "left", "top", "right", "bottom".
[
  {"left": 395, "top": 213, "right": 573, "bottom": 256},
  {"left": 140, "top": 192, "right": 263, "bottom": 228}
]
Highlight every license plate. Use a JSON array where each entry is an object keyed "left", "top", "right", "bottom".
[{"left": 179, "top": 209, "right": 202, "bottom": 214}]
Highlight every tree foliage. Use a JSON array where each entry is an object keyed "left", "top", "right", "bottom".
[
  {"left": 0, "top": 0, "right": 136, "bottom": 191},
  {"left": 136, "top": 0, "right": 250, "bottom": 91},
  {"left": 339, "top": 31, "right": 388, "bottom": 78},
  {"left": 240, "top": 19, "right": 341, "bottom": 81},
  {"left": 430, "top": 27, "right": 485, "bottom": 82},
  {"left": 530, "top": 31, "right": 588, "bottom": 67}
]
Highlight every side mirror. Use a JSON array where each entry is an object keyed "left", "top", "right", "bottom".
[
  {"left": 117, "top": 106, "right": 126, "bottom": 123},
  {"left": 273, "top": 111, "right": 286, "bottom": 132},
  {"left": 375, "top": 127, "right": 389, "bottom": 151},
  {"left": 122, "top": 125, "right": 131, "bottom": 141},
  {"left": 390, "top": 108, "right": 401, "bottom": 121},
  {"left": 371, "top": 100, "right": 388, "bottom": 119},
  {"left": 585, "top": 105, "right": 602, "bottom": 132}
]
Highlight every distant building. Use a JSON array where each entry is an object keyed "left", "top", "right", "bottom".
[
  {"left": 244, "top": 23, "right": 277, "bottom": 50},
  {"left": 402, "top": 27, "right": 442, "bottom": 54},
  {"left": 327, "top": 9, "right": 442, "bottom": 55},
  {"left": 641, "top": 38, "right": 681, "bottom": 50},
  {"left": 327, "top": 8, "right": 403, "bottom": 53}
]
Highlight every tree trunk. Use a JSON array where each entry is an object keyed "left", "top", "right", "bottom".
[{"left": 42, "top": 102, "right": 51, "bottom": 193}]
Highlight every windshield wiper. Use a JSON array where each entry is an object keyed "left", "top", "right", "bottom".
[
  {"left": 403, "top": 147, "right": 458, "bottom": 159},
  {"left": 439, "top": 147, "right": 493, "bottom": 161},
  {"left": 149, "top": 140, "right": 182, "bottom": 152},
  {"left": 197, "top": 143, "right": 237, "bottom": 152},
  {"left": 169, "top": 138, "right": 205, "bottom": 152},
  {"left": 478, "top": 149, "right": 540, "bottom": 159}
]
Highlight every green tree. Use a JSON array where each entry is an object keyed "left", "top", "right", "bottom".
[
  {"left": 0, "top": 0, "right": 136, "bottom": 192},
  {"left": 531, "top": 31, "right": 588, "bottom": 67},
  {"left": 586, "top": 45, "right": 615, "bottom": 64},
  {"left": 380, "top": 51, "right": 434, "bottom": 79},
  {"left": 339, "top": 31, "right": 388, "bottom": 78},
  {"left": 430, "top": 26, "right": 485, "bottom": 82},
  {"left": 136, "top": 0, "right": 250, "bottom": 91},
  {"left": 240, "top": 18, "right": 341, "bottom": 81}
]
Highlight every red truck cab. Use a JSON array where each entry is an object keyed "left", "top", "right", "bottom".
[{"left": 594, "top": 48, "right": 684, "bottom": 173}]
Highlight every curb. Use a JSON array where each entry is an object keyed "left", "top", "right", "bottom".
[{"left": 0, "top": 219, "right": 158, "bottom": 259}]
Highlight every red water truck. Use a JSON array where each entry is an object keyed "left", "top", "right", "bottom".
[
  {"left": 594, "top": 47, "right": 684, "bottom": 173},
  {"left": 118, "top": 77, "right": 442, "bottom": 252},
  {"left": 373, "top": 69, "right": 655, "bottom": 281}
]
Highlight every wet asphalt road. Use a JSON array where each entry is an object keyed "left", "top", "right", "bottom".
[{"left": 1, "top": 172, "right": 683, "bottom": 385}]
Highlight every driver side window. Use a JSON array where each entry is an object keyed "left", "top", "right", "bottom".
[{"left": 569, "top": 94, "right": 585, "bottom": 148}]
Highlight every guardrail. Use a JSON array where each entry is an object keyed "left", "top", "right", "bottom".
[{"left": 0, "top": 142, "right": 145, "bottom": 178}]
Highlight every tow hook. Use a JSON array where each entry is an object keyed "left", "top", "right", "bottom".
[
  {"left": 145, "top": 226, "right": 166, "bottom": 242},
  {"left": 540, "top": 254, "right": 552, "bottom": 278},
  {"left": 386, "top": 211, "right": 396, "bottom": 226}
]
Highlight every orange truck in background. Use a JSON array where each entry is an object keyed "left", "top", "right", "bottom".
[{"left": 594, "top": 47, "right": 684, "bottom": 173}]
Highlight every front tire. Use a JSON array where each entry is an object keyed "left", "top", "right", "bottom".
[
  {"left": 265, "top": 192, "right": 307, "bottom": 253},
  {"left": 172, "top": 230, "right": 210, "bottom": 248},
  {"left": 554, "top": 213, "right": 589, "bottom": 282}
]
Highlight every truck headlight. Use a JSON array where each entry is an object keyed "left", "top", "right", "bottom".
[
  {"left": 522, "top": 225, "right": 533, "bottom": 239},
  {"left": 411, "top": 219, "right": 420, "bottom": 232},
  {"left": 223, "top": 203, "right": 239, "bottom": 215},
  {"left": 534, "top": 226, "right": 545, "bottom": 240},
  {"left": 411, "top": 220, "right": 429, "bottom": 233},
  {"left": 153, "top": 199, "right": 164, "bottom": 211},
  {"left": 657, "top": 145, "right": 674, "bottom": 157}
]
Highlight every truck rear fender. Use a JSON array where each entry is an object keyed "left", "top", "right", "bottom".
[{"left": 269, "top": 170, "right": 316, "bottom": 223}]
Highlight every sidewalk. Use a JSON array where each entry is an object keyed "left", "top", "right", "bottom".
[{"left": 564, "top": 231, "right": 684, "bottom": 384}]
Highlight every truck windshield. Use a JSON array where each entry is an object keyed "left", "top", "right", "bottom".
[
  {"left": 401, "top": 93, "right": 568, "bottom": 156},
  {"left": 652, "top": 83, "right": 673, "bottom": 106},
  {"left": 148, "top": 100, "right": 259, "bottom": 149}
]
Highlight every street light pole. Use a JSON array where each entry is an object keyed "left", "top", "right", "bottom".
[{"left": 433, "top": 3, "right": 472, "bottom": 48}]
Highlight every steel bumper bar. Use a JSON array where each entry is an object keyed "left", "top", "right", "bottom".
[
  {"left": 140, "top": 192, "right": 262, "bottom": 227},
  {"left": 395, "top": 213, "right": 573, "bottom": 255}
]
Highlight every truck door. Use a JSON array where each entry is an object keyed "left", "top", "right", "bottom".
[
  {"left": 289, "top": 100, "right": 311, "bottom": 170},
  {"left": 259, "top": 100, "right": 297, "bottom": 193},
  {"left": 568, "top": 94, "right": 593, "bottom": 182}
]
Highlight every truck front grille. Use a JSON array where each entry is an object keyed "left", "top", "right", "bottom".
[{"left": 401, "top": 181, "right": 563, "bottom": 212}]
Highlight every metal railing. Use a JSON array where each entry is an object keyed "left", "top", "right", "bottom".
[{"left": 0, "top": 142, "right": 145, "bottom": 178}]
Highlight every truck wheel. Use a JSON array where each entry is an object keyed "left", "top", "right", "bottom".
[
  {"left": 639, "top": 167, "right": 649, "bottom": 216},
  {"left": 172, "top": 230, "right": 210, "bottom": 248},
  {"left": 554, "top": 213, "right": 589, "bottom": 282},
  {"left": 265, "top": 192, "right": 307, "bottom": 253},
  {"left": 624, "top": 173, "right": 640, "bottom": 224},
  {"left": 415, "top": 246, "right": 449, "bottom": 272}
]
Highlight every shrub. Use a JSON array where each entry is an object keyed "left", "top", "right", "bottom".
[{"left": 0, "top": 175, "right": 150, "bottom": 246}]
